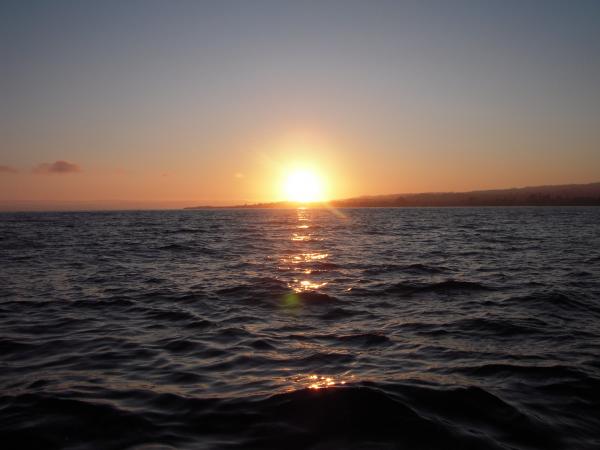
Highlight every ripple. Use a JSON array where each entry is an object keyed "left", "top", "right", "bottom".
[
  {"left": 1, "top": 208, "right": 599, "bottom": 449},
  {"left": 367, "top": 279, "right": 496, "bottom": 298}
]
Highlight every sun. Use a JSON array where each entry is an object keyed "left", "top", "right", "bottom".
[{"left": 283, "top": 169, "right": 326, "bottom": 203}]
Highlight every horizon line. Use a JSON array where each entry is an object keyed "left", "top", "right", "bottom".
[{"left": 1, "top": 180, "right": 599, "bottom": 212}]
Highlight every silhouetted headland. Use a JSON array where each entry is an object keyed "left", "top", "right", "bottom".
[{"left": 185, "top": 182, "right": 600, "bottom": 209}]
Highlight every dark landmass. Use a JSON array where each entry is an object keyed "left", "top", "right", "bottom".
[{"left": 185, "top": 182, "right": 600, "bottom": 209}]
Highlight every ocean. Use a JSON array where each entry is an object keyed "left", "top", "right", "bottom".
[{"left": 1, "top": 207, "right": 599, "bottom": 449}]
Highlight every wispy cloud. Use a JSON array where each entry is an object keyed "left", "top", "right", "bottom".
[
  {"left": 0, "top": 165, "right": 18, "bottom": 174},
  {"left": 33, "top": 160, "right": 81, "bottom": 174}
]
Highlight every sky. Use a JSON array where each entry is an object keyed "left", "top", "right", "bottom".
[{"left": 1, "top": 0, "right": 599, "bottom": 209}]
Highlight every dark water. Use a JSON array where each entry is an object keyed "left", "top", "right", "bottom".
[{"left": 1, "top": 207, "right": 600, "bottom": 450}]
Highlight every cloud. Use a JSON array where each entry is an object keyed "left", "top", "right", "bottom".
[
  {"left": 33, "top": 160, "right": 81, "bottom": 174},
  {"left": 0, "top": 165, "right": 18, "bottom": 174}
]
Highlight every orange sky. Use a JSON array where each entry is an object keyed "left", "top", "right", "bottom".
[
  {"left": 2, "top": 126, "right": 598, "bottom": 210},
  {"left": 2, "top": 2, "right": 599, "bottom": 210}
]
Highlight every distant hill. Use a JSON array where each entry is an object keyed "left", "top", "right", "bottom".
[
  {"left": 185, "top": 182, "right": 600, "bottom": 209},
  {"left": 330, "top": 182, "right": 600, "bottom": 207}
]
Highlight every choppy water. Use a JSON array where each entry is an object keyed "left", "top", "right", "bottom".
[{"left": 1, "top": 207, "right": 600, "bottom": 450}]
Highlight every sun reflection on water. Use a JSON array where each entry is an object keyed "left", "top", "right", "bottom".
[
  {"left": 280, "top": 208, "right": 333, "bottom": 298},
  {"left": 293, "top": 279, "right": 327, "bottom": 292},
  {"left": 291, "top": 233, "right": 311, "bottom": 241},
  {"left": 289, "top": 373, "right": 356, "bottom": 390},
  {"left": 279, "top": 252, "right": 330, "bottom": 266}
]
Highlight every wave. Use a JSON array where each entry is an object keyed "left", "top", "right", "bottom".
[
  {"left": 166, "top": 227, "right": 206, "bottom": 234},
  {"left": 344, "top": 279, "right": 493, "bottom": 298},
  {"left": 294, "top": 291, "right": 339, "bottom": 303},
  {"left": 0, "top": 382, "right": 571, "bottom": 450},
  {"left": 336, "top": 332, "right": 392, "bottom": 346},
  {"left": 319, "top": 306, "right": 362, "bottom": 320},
  {"left": 215, "top": 278, "right": 341, "bottom": 308},
  {"left": 454, "top": 362, "right": 591, "bottom": 380},
  {"left": 449, "top": 316, "right": 550, "bottom": 337},
  {"left": 385, "top": 279, "right": 494, "bottom": 295},
  {"left": 363, "top": 263, "right": 451, "bottom": 275},
  {"left": 501, "top": 290, "right": 600, "bottom": 316}
]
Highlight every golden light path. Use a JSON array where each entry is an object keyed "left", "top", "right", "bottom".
[
  {"left": 275, "top": 195, "right": 358, "bottom": 393},
  {"left": 288, "top": 373, "right": 357, "bottom": 391}
]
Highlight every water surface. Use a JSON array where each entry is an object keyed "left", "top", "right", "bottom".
[{"left": 1, "top": 207, "right": 599, "bottom": 449}]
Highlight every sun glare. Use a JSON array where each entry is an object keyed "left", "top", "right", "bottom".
[{"left": 283, "top": 169, "right": 326, "bottom": 203}]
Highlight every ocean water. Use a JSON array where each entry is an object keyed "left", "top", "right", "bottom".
[{"left": 1, "top": 207, "right": 599, "bottom": 450}]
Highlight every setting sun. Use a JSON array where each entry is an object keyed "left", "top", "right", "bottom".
[{"left": 283, "top": 169, "right": 326, "bottom": 203}]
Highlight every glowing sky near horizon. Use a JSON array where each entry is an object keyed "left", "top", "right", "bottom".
[{"left": 1, "top": 0, "right": 599, "bottom": 208}]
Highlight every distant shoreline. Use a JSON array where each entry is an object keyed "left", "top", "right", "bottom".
[
  {"left": 185, "top": 203, "right": 600, "bottom": 210},
  {"left": 2, "top": 182, "right": 599, "bottom": 212},
  {"left": 186, "top": 182, "right": 600, "bottom": 209},
  {"left": 1, "top": 204, "right": 599, "bottom": 213}
]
